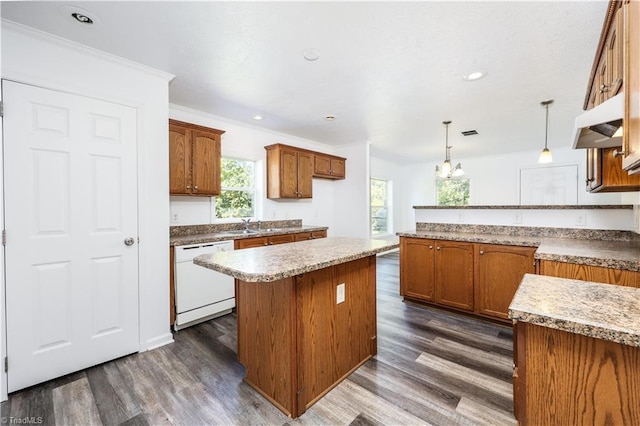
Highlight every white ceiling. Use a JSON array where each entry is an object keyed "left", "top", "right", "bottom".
[{"left": 1, "top": 1, "right": 607, "bottom": 163}]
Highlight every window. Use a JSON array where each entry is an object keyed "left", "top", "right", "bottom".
[
  {"left": 215, "top": 158, "right": 256, "bottom": 219},
  {"left": 370, "top": 178, "right": 392, "bottom": 236},
  {"left": 436, "top": 178, "right": 470, "bottom": 206}
]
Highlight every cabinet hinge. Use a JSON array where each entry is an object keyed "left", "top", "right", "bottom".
[
  {"left": 4, "top": 357, "right": 7, "bottom": 373},
  {"left": 2, "top": 230, "right": 5, "bottom": 246}
]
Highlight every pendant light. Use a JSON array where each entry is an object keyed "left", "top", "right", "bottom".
[
  {"left": 538, "top": 100, "right": 554, "bottom": 164},
  {"left": 435, "top": 120, "right": 464, "bottom": 178}
]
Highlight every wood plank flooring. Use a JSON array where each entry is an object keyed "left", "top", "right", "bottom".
[{"left": 1, "top": 251, "right": 515, "bottom": 425}]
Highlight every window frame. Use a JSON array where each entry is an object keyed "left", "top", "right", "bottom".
[
  {"left": 215, "top": 157, "right": 257, "bottom": 220},
  {"left": 370, "top": 178, "right": 392, "bottom": 236},
  {"left": 435, "top": 177, "right": 470, "bottom": 206}
]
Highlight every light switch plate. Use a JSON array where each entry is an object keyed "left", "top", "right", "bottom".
[{"left": 336, "top": 283, "right": 345, "bottom": 304}]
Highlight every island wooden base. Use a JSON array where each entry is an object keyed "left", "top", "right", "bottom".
[
  {"left": 236, "top": 256, "right": 377, "bottom": 418},
  {"left": 514, "top": 322, "right": 640, "bottom": 425}
]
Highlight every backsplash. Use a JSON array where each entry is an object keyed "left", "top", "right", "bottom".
[
  {"left": 170, "top": 219, "right": 303, "bottom": 237},
  {"left": 415, "top": 223, "right": 640, "bottom": 242}
]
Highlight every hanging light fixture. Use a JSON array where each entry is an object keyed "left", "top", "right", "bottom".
[
  {"left": 538, "top": 100, "right": 554, "bottom": 164},
  {"left": 435, "top": 120, "right": 464, "bottom": 178}
]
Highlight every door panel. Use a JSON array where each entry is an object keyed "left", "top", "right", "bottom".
[{"left": 3, "top": 80, "right": 139, "bottom": 392}]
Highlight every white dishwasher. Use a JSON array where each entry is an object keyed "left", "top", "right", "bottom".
[{"left": 174, "top": 240, "right": 235, "bottom": 330}]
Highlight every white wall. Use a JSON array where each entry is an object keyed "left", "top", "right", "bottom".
[
  {"left": 370, "top": 145, "right": 638, "bottom": 232},
  {"left": 1, "top": 20, "right": 174, "bottom": 400},
  {"left": 404, "top": 146, "right": 629, "bottom": 207},
  {"left": 332, "top": 142, "right": 371, "bottom": 238},
  {"left": 414, "top": 207, "right": 635, "bottom": 230},
  {"left": 169, "top": 105, "right": 338, "bottom": 232}
]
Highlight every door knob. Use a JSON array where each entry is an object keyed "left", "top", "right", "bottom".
[{"left": 124, "top": 237, "right": 135, "bottom": 246}]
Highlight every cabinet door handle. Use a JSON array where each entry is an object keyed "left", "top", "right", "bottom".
[
  {"left": 264, "top": 242, "right": 269, "bottom": 246},
  {"left": 436, "top": 247, "right": 441, "bottom": 250},
  {"left": 186, "top": 185, "right": 191, "bottom": 189},
  {"left": 613, "top": 149, "right": 626, "bottom": 158},
  {"left": 429, "top": 245, "right": 433, "bottom": 249},
  {"left": 479, "top": 250, "right": 484, "bottom": 255},
  {"left": 193, "top": 186, "right": 198, "bottom": 190}
]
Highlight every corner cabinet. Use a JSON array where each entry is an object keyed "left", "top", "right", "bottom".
[
  {"left": 169, "top": 119, "right": 224, "bottom": 196},
  {"left": 313, "top": 153, "right": 346, "bottom": 179},
  {"left": 623, "top": 0, "right": 640, "bottom": 174},
  {"left": 265, "top": 144, "right": 313, "bottom": 199}
]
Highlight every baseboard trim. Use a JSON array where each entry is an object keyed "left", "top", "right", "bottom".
[{"left": 145, "top": 333, "right": 174, "bottom": 351}]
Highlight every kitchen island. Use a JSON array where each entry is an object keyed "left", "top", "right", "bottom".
[
  {"left": 194, "top": 237, "right": 398, "bottom": 418},
  {"left": 509, "top": 274, "right": 640, "bottom": 425}
]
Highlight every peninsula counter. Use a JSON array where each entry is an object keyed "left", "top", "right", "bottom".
[{"left": 195, "top": 237, "right": 398, "bottom": 418}]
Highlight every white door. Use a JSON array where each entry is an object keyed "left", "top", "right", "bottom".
[{"left": 3, "top": 80, "right": 139, "bottom": 392}]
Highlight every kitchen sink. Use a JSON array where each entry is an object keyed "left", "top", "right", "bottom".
[{"left": 220, "top": 229, "right": 259, "bottom": 235}]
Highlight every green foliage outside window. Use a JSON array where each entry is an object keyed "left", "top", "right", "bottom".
[
  {"left": 371, "top": 179, "right": 388, "bottom": 235},
  {"left": 215, "top": 158, "right": 255, "bottom": 219},
  {"left": 436, "top": 178, "right": 470, "bottom": 206}
]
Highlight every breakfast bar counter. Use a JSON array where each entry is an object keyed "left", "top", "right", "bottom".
[{"left": 195, "top": 237, "right": 398, "bottom": 418}]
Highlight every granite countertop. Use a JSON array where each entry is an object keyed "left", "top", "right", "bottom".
[
  {"left": 170, "top": 225, "right": 328, "bottom": 246},
  {"left": 396, "top": 229, "right": 640, "bottom": 272},
  {"left": 194, "top": 236, "right": 400, "bottom": 282},
  {"left": 509, "top": 274, "right": 640, "bottom": 347}
]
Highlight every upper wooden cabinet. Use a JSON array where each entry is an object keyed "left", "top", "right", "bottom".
[
  {"left": 623, "top": 0, "right": 640, "bottom": 173},
  {"left": 265, "top": 143, "right": 346, "bottom": 199},
  {"left": 265, "top": 144, "right": 313, "bottom": 199},
  {"left": 169, "top": 119, "right": 224, "bottom": 196},
  {"left": 586, "top": 146, "right": 640, "bottom": 192},
  {"left": 313, "top": 153, "right": 346, "bottom": 179},
  {"left": 586, "top": 6, "right": 623, "bottom": 110},
  {"left": 583, "top": 1, "right": 640, "bottom": 191}
]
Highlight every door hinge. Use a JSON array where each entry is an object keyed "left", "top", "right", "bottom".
[
  {"left": 4, "top": 357, "right": 7, "bottom": 373},
  {"left": 2, "top": 230, "right": 5, "bottom": 246},
  {"left": 0, "top": 101, "right": 4, "bottom": 118}
]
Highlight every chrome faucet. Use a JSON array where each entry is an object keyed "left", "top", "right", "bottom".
[{"left": 241, "top": 218, "right": 251, "bottom": 230}]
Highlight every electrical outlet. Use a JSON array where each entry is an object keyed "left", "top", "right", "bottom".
[
  {"left": 575, "top": 212, "right": 586, "bottom": 227},
  {"left": 336, "top": 283, "right": 345, "bottom": 304},
  {"left": 513, "top": 212, "right": 522, "bottom": 224},
  {"left": 172, "top": 213, "right": 179, "bottom": 223}
]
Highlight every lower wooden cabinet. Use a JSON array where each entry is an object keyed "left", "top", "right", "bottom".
[
  {"left": 399, "top": 238, "right": 435, "bottom": 301},
  {"left": 434, "top": 241, "right": 474, "bottom": 311},
  {"left": 539, "top": 260, "right": 640, "bottom": 288},
  {"left": 234, "top": 231, "right": 326, "bottom": 250},
  {"left": 400, "top": 237, "right": 535, "bottom": 322},
  {"left": 294, "top": 230, "right": 327, "bottom": 241},
  {"left": 475, "top": 244, "right": 536, "bottom": 320},
  {"left": 513, "top": 321, "right": 640, "bottom": 425}
]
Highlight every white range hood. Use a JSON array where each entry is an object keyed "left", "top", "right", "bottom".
[{"left": 572, "top": 93, "right": 623, "bottom": 149}]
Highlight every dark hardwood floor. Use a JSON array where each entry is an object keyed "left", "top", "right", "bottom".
[{"left": 1, "top": 251, "right": 515, "bottom": 425}]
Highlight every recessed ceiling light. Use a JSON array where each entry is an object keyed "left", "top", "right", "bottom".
[
  {"left": 463, "top": 71, "right": 486, "bottom": 81},
  {"left": 252, "top": 115, "right": 263, "bottom": 121},
  {"left": 324, "top": 115, "right": 336, "bottom": 121},
  {"left": 60, "top": 5, "right": 100, "bottom": 27},
  {"left": 72, "top": 12, "right": 93, "bottom": 24},
  {"left": 303, "top": 48, "right": 321, "bottom": 61}
]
